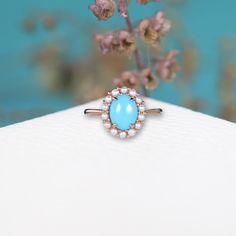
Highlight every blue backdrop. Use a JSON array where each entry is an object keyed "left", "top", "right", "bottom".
[{"left": 0, "top": 0, "right": 236, "bottom": 126}]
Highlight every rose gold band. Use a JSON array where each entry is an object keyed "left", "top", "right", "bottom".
[{"left": 84, "top": 108, "right": 162, "bottom": 115}]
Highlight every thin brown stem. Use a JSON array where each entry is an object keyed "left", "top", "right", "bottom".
[{"left": 124, "top": 8, "right": 148, "bottom": 97}]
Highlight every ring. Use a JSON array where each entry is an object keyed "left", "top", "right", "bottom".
[{"left": 84, "top": 87, "right": 162, "bottom": 139}]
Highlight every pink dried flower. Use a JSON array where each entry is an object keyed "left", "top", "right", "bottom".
[
  {"left": 117, "top": 30, "right": 136, "bottom": 53},
  {"left": 156, "top": 50, "right": 181, "bottom": 80},
  {"left": 113, "top": 71, "right": 140, "bottom": 89},
  {"left": 95, "top": 30, "right": 136, "bottom": 54},
  {"left": 113, "top": 77, "right": 124, "bottom": 87},
  {"left": 138, "top": 11, "right": 171, "bottom": 44},
  {"left": 95, "top": 33, "right": 114, "bottom": 54},
  {"left": 89, "top": 0, "right": 116, "bottom": 20},
  {"left": 140, "top": 68, "right": 158, "bottom": 90}
]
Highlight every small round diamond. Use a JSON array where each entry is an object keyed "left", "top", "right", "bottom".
[
  {"left": 121, "top": 87, "right": 128, "bottom": 94},
  {"left": 110, "top": 128, "right": 118, "bottom": 136},
  {"left": 136, "top": 96, "right": 142, "bottom": 104},
  {"left": 105, "top": 95, "right": 112, "bottom": 103},
  {"left": 128, "top": 129, "right": 136, "bottom": 137},
  {"left": 119, "top": 131, "right": 127, "bottom": 139},
  {"left": 111, "top": 89, "right": 119, "bottom": 97},
  {"left": 104, "top": 121, "right": 111, "bottom": 129},
  {"left": 139, "top": 104, "right": 145, "bottom": 112},
  {"left": 101, "top": 113, "right": 108, "bottom": 120},
  {"left": 138, "top": 113, "right": 145, "bottom": 121},
  {"left": 129, "top": 89, "right": 136, "bottom": 97},
  {"left": 102, "top": 104, "right": 109, "bottom": 111},
  {"left": 135, "top": 122, "right": 142, "bottom": 130}
]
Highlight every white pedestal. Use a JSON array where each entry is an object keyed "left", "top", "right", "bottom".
[{"left": 1, "top": 98, "right": 236, "bottom": 236}]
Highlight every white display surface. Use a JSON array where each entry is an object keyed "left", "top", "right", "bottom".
[{"left": 0, "top": 98, "right": 236, "bottom": 236}]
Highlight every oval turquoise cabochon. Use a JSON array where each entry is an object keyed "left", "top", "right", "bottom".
[{"left": 109, "top": 95, "right": 138, "bottom": 131}]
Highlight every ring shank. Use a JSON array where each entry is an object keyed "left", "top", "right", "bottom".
[
  {"left": 84, "top": 108, "right": 162, "bottom": 115},
  {"left": 84, "top": 109, "right": 102, "bottom": 115}
]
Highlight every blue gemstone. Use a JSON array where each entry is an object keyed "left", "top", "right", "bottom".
[{"left": 109, "top": 95, "right": 138, "bottom": 131}]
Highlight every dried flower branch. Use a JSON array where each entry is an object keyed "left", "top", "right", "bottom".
[{"left": 89, "top": 0, "right": 180, "bottom": 96}]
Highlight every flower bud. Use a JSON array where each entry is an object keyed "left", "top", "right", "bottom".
[
  {"left": 89, "top": 0, "right": 116, "bottom": 20},
  {"left": 118, "top": 0, "right": 127, "bottom": 17}
]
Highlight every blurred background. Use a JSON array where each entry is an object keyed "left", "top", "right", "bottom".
[{"left": 0, "top": 0, "right": 236, "bottom": 127}]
